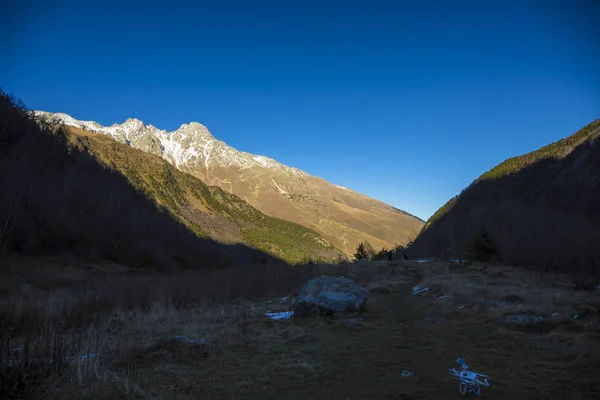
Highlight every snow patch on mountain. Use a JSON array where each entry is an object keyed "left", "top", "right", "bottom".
[
  {"left": 159, "top": 133, "right": 185, "bottom": 168},
  {"left": 253, "top": 155, "right": 277, "bottom": 168},
  {"left": 35, "top": 111, "right": 105, "bottom": 134},
  {"left": 34, "top": 111, "right": 310, "bottom": 178},
  {"left": 335, "top": 185, "right": 350, "bottom": 191}
]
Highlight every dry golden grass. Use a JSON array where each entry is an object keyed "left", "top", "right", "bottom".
[{"left": 2, "top": 259, "right": 600, "bottom": 399}]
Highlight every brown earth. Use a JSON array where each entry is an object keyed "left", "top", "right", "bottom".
[{"left": 184, "top": 162, "right": 425, "bottom": 256}]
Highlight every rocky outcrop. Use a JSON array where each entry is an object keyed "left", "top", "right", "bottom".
[{"left": 293, "top": 276, "right": 370, "bottom": 317}]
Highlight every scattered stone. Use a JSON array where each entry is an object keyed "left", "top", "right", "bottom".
[
  {"left": 339, "top": 317, "right": 362, "bottom": 327},
  {"left": 479, "top": 299, "right": 514, "bottom": 309},
  {"left": 571, "top": 308, "right": 594, "bottom": 320},
  {"left": 107, "top": 318, "right": 126, "bottom": 334},
  {"left": 551, "top": 312, "right": 559, "bottom": 317},
  {"left": 469, "top": 276, "right": 484, "bottom": 284},
  {"left": 293, "top": 276, "right": 370, "bottom": 317},
  {"left": 572, "top": 282, "right": 597, "bottom": 292},
  {"left": 433, "top": 295, "right": 448, "bottom": 304},
  {"left": 401, "top": 370, "right": 414, "bottom": 377},
  {"left": 370, "top": 286, "right": 392, "bottom": 295},
  {"left": 502, "top": 295, "right": 525, "bottom": 304},
  {"left": 479, "top": 299, "right": 498, "bottom": 307},
  {"left": 504, "top": 315, "right": 543, "bottom": 324},
  {"left": 108, "top": 325, "right": 122, "bottom": 334}
]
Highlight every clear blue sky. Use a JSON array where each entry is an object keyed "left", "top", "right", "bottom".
[{"left": 2, "top": 0, "right": 599, "bottom": 220}]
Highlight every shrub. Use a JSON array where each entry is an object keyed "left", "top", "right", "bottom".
[
  {"left": 354, "top": 242, "right": 369, "bottom": 260},
  {"left": 373, "top": 247, "right": 389, "bottom": 260},
  {"left": 468, "top": 230, "right": 499, "bottom": 263}
]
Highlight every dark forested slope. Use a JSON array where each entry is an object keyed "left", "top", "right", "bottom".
[
  {"left": 0, "top": 90, "right": 340, "bottom": 268},
  {"left": 411, "top": 119, "right": 600, "bottom": 273}
]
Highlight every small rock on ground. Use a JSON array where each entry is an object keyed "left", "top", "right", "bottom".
[
  {"left": 502, "top": 295, "right": 525, "bottom": 304},
  {"left": 370, "top": 286, "right": 392, "bottom": 295},
  {"left": 505, "top": 315, "right": 543, "bottom": 324},
  {"left": 339, "top": 317, "right": 362, "bottom": 327}
]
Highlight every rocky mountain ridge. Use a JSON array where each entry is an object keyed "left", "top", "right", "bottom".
[{"left": 35, "top": 111, "right": 424, "bottom": 254}]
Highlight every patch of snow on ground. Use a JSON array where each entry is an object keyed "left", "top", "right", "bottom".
[
  {"left": 4, "top": 353, "right": 97, "bottom": 367},
  {"left": 412, "top": 285, "right": 430, "bottom": 295},
  {"left": 173, "top": 336, "right": 207, "bottom": 345},
  {"left": 264, "top": 311, "right": 294, "bottom": 320}
]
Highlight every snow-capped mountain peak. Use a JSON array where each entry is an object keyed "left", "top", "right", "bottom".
[
  {"left": 32, "top": 110, "right": 424, "bottom": 256},
  {"left": 121, "top": 118, "right": 145, "bottom": 128},
  {"left": 34, "top": 111, "right": 306, "bottom": 176}
]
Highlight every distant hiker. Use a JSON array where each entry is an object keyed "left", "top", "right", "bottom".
[
  {"left": 403, "top": 250, "right": 408, "bottom": 261},
  {"left": 387, "top": 250, "right": 393, "bottom": 262}
]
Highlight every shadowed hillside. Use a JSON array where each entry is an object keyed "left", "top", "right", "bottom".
[
  {"left": 0, "top": 90, "right": 339, "bottom": 267},
  {"left": 411, "top": 119, "right": 600, "bottom": 274}
]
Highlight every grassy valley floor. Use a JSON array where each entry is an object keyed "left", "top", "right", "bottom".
[{"left": 2, "top": 259, "right": 599, "bottom": 399}]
